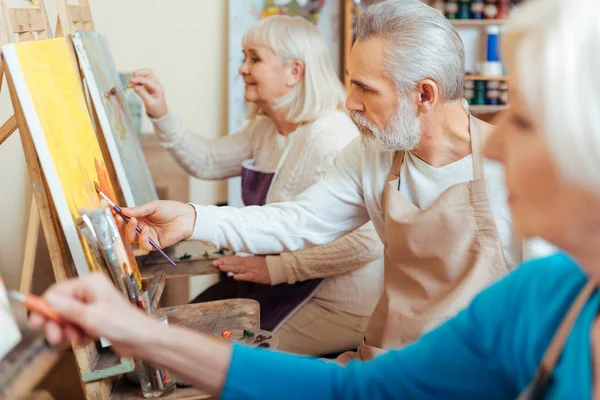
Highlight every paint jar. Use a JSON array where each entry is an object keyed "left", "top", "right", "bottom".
[
  {"left": 486, "top": 81, "right": 501, "bottom": 105},
  {"left": 458, "top": 0, "right": 471, "bottom": 19},
  {"left": 432, "top": 0, "right": 446, "bottom": 14},
  {"left": 445, "top": 0, "right": 459, "bottom": 19},
  {"left": 497, "top": 0, "right": 511, "bottom": 19},
  {"left": 484, "top": 0, "right": 498, "bottom": 19},
  {"left": 136, "top": 316, "right": 176, "bottom": 398},
  {"left": 486, "top": 25, "right": 501, "bottom": 62},
  {"left": 500, "top": 82, "right": 509, "bottom": 105},
  {"left": 471, "top": 0, "right": 484, "bottom": 19},
  {"left": 464, "top": 80, "right": 475, "bottom": 105},
  {"left": 474, "top": 80, "right": 487, "bottom": 105}
]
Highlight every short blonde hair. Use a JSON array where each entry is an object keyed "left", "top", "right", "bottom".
[
  {"left": 242, "top": 15, "right": 346, "bottom": 124},
  {"left": 503, "top": 0, "right": 600, "bottom": 192}
]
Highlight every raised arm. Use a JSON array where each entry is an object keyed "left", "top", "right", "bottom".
[
  {"left": 130, "top": 68, "right": 252, "bottom": 180},
  {"left": 121, "top": 139, "right": 373, "bottom": 256},
  {"left": 190, "top": 139, "right": 372, "bottom": 254}
]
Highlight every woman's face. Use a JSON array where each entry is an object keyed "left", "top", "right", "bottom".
[
  {"left": 483, "top": 81, "right": 600, "bottom": 253},
  {"left": 238, "top": 46, "right": 302, "bottom": 107}
]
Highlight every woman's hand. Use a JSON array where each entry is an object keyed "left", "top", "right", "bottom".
[
  {"left": 129, "top": 69, "right": 168, "bottom": 119},
  {"left": 213, "top": 256, "right": 272, "bottom": 285},
  {"left": 29, "top": 273, "right": 161, "bottom": 358},
  {"left": 118, "top": 200, "right": 197, "bottom": 251}
]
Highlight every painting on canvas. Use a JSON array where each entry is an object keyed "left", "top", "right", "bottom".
[
  {"left": 3, "top": 38, "right": 143, "bottom": 282},
  {"left": 0, "top": 277, "right": 21, "bottom": 361},
  {"left": 72, "top": 30, "right": 157, "bottom": 207}
]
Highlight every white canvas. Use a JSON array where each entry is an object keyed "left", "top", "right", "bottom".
[{"left": 0, "top": 278, "right": 22, "bottom": 361}]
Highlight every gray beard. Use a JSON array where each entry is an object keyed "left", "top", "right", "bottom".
[{"left": 351, "top": 98, "right": 421, "bottom": 152}]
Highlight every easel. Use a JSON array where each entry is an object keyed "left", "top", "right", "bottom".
[
  {"left": 0, "top": 1, "right": 161, "bottom": 398},
  {"left": 0, "top": 1, "right": 66, "bottom": 297}
]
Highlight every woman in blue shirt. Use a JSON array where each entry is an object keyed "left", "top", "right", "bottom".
[{"left": 29, "top": 0, "right": 600, "bottom": 398}]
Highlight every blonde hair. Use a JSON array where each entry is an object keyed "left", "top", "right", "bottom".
[
  {"left": 502, "top": 0, "right": 600, "bottom": 192},
  {"left": 242, "top": 15, "right": 346, "bottom": 124}
]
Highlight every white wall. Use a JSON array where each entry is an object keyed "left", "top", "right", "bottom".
[{"left": 0, "top": 0, "right": 227, "bottom": 295}]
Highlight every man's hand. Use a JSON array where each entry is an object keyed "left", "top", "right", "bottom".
[{"left": 118, "top": 200, "right": 197, "bottom": 251}]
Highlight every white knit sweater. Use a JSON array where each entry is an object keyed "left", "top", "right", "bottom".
[{"left": 152, "top": 111, "right": 385, "bottom": 316}]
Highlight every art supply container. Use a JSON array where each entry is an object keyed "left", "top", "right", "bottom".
[
  {"left": 497, "top": 0, "right": 511, "bottom": 19},
  {"left": 432, "top": 0, "right": 445, "bottom": 13},
  {"left": 484, "top": 0, "right": 498, "bottom": 19},
  {"left": 486, "top": 81, "right": 501, "bottom": 105},
  {"left": 500, "top": 82, "right": 509, "bottom": 105},
  {"left": 464, "top": 80, "right": 475, "bottom": 105},
  {"left": 458, "top": 0, "right": 471, "bottom": 19},
  {"left": 445, "top": 0, "right": 458, "bottom": 19},
  {"left": 136, "top": 316, "right": 175, "bottom": 398},
  {"left": 471, "top": 0, "right": 484, "bottom": 19},
  {"left": 474, "top": 80, "right": 486, "bottom": 105},
  {"left": 486, "top": 25, "right": 500, "bottom": 62}
]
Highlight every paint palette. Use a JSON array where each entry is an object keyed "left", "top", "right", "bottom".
[{"left": 212, "top": 329, "right": 279, "bottom": 349}]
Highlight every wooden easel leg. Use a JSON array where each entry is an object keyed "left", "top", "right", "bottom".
[
  {"left": 20, "top": 197, "right": 40, "bottom": 293},
  {"left": 0, "top": 114, "right": 18, "bottom": 146}
]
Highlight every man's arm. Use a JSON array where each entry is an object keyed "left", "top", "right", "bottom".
[{"left": 190, "top": 139, "right": 371, "bottom": 254}]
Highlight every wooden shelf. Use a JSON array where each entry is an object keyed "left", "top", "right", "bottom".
[
  {"left": 470, "top": 105, "right": 509, "bottom": 114},
  {"left": 465, "top": 75, "right": 508, "bottom": 81},
  {"left": 451, "top": 19, "right": 509, "bottom": 27}
]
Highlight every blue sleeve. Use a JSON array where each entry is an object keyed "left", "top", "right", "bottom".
[{"left": 220, "top": 262, "right": 552, "bottom": 400}]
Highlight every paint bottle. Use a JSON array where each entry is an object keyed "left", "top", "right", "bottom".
[
  {"left": 474, "top": 80, "right": 487, "bottom": 105},
  {"left": 486, "top": 81, "right": 501, "bottom": 105},
  {"left": 445, "top": 0, "right": 459, "bottom": 19},
  {"left": 464, "top": 79, "right": 475, "bottom": 105},
  {"left": 484, "top": 0, "right": 498, "bottom": 19},
  {"left": 432, "top": 0, "right": 446, "bottom": 14},
  {"left": 458, "top": 0, "right": 471, "bottom": 19},
  {"left": 497, "top": 0, "right": 511, "bottom": 19},
  {"left": 471, "top": 0, "right": 484, "bottom": 19},
  {"left": 486, "top": 25, "right": 501, "bottom": 62},
  {"left": 500, "top": 82, "right": 509, "bottom": 105}
]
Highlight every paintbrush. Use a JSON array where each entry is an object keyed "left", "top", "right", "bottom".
[
  {"left": 8, "top": 291, "right": 62, "bottom": 323},
  {"left": 94, "top": 183, "right": 177, "bottom": 267},
  {"left": 106, "top": 83, "right": 139, "bottom": 97}
]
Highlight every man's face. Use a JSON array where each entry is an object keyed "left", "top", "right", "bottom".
[{"left": 346, "top": 36, "right": 421, "bottom": 152}]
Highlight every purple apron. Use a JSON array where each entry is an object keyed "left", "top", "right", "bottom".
[{"left": 192, "top": 157, "right": 323, "bottom": 332}]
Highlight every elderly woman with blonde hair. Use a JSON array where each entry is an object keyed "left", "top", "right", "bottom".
[{"left": 128, "top": 15, "right": 383, "bottom": 356}]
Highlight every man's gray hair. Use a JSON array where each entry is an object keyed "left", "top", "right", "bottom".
[{"left": 355, "top": 0, "right": 465, "bottom": 101}]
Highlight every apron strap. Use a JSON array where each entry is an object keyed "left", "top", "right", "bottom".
[
  {"left": 469, "top": 115, "right": 485, "bottom": 181},
  {"left": 388, "top": 151, "right": 405, "bottom": 181},
  {"left": 536, "top": 279, "right": 597, "bottom": 383}
]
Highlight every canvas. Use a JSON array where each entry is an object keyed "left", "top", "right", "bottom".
[
  {"left": 0, "top": 277, "right": 21, "bottom": 361},
  {"left": 72, "top": 30, "right": 158, "bottom": 207},
  {"left": 3, "top": 38, "right": 142, "bottom": 280}
]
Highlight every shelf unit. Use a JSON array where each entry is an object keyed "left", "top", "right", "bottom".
[
  {"left": 465, "top": 75, "right": 508, "bottom": 81},
  {"left": 450, "top": 19, "right": 509, "bottom": 27},
  {"left": 470, "top": 105, "right": 509, "bottom": 114}
]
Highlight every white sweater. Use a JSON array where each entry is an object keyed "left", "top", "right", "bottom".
[
  {"left": 152, "top": 111, "right": 385, "bottom": 316},
  {"left": 190, "top": 136, "right": 556, "bottom": 273}
]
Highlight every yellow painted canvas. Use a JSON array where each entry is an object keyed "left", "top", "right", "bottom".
[{"left": 3, "top": 38, "right": 141, "bottom": 284}]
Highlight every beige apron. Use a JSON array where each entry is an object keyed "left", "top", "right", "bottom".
[{"left": 339, "top": 115, "right": 509, "bottom": 363}]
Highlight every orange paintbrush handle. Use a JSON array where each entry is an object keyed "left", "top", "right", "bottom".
[{"left": 9, "top": 291, "right": 62, "bottom": 323}]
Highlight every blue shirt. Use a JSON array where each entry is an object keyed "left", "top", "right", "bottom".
[{"left": 222, "top": 254, "right": 599, "bottom": 399}]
